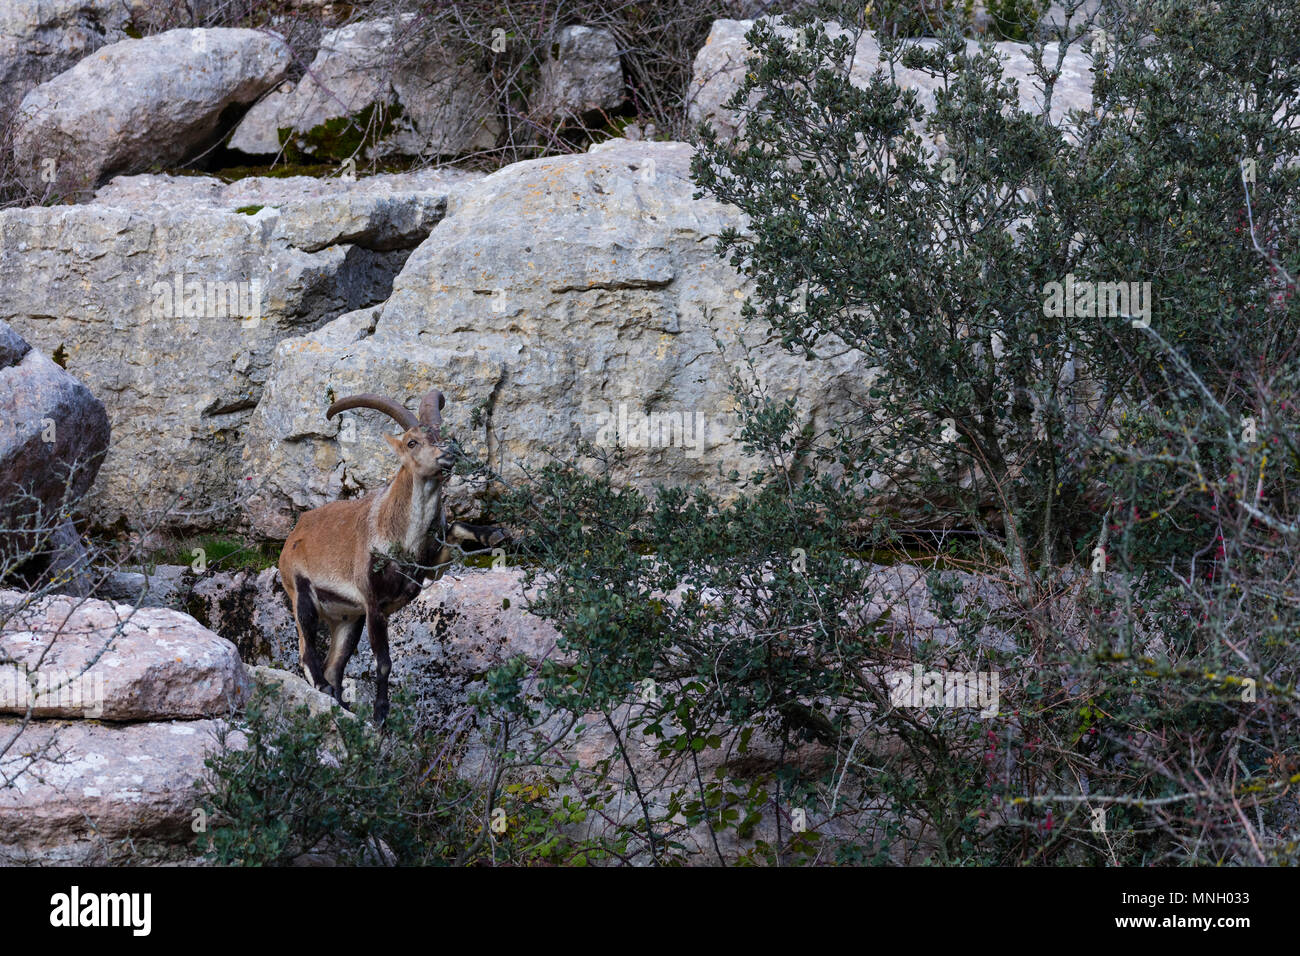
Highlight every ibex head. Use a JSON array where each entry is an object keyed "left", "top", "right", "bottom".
[{"left": 327, "top": 388, "right": 455, "bottom": 479}]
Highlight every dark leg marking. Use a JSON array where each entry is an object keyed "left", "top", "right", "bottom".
[{"left": 293, "top": 574, "right": 328, "bottom": 690}]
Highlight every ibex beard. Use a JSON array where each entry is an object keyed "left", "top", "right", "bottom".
[{"left": 278, "top": 387, "right": 506, "bottom": 725}]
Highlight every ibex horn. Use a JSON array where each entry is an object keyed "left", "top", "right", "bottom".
[
  {"left": 417, "top": 389, "right": 445, "bottom": 439},
  {"left": 326, "top": 393, "right": 418, "bottom": 431}
]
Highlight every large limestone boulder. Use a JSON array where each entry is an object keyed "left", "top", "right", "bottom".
[
  {"left": 688, "top": 18, "right": 1095, "bottom": 144},
  {"left": 375, "top": 567, "right": 561, "bottom": 716},
  {"left": 0, "top": 167, "right": 481, "bottom": 533},
  {"left": 0, "top": 591, "right": 249, "bottom": 720},
  {"left": 0, "top": 718, "right": 227, "bottom": 864},
  {"left": 0, "top": 1, "right": 132, "bottom": 118},
  {"left": 228, "top": 17, "right": 499, "bottom": 159},
  {"left": 0, "top": 320, "right": 110, "bottom": 569},
  {"left": 242, "top": 138, "right": 866, "bottom": 536},
  {"left": 533, "top": 25, "right": 625, "bottom": 119},
  {"left": 0, "top": 1, "right": 211, "bottom": 118},
  {"left": 0, "top": 581, "right": 248, "bottom": 864},
  {"left": 13, "top": 28, "right": 291, "bottom": 195}
]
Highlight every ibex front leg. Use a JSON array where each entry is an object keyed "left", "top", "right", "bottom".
[
  {"left": 366, "top": 603, "right": 392, "bottom": 726},
  {"left": 322, "top": 617, "right": 364, "bottom": 709}
]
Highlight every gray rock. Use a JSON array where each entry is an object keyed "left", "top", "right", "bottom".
[
  {"left": 0, "top": 321, "right": 29, "bottom": 367},
  {"left": 92, "top": 166, "right": 482, "bottom": 251},
  {"left": 228, "top": 16, "right": 500, "bottom": 160},
  {"left": 188, "top": 568, "right": 297, "bottom": 670},
  {"left": 1, "top": 3, "right": 127, "bottom": 116},
  {"left": 0, "top": 320, "right": 110, "bottom": 557},
  {"left": 246, "top": 663, "right": 341, "bottom": 719},
  {"left": 42, "top": 519, "right": 93, "bottom": 597},
  {"left": 369, "top": 567, "right": 561, "bottom": 719},
  {"left": 13, "top": 27, "right": 291, "bottom": 195},
  {"left": 533, "top": 25, "right": 624, "bottom": 119},
  {"left": 0, "top": 717, "right": 230, "bottom": 864},
  {"left": 243, "top": 663, "right": 369, "bottom": 768},
  {"left": 95, "top": 564, "right": 196, "bottom": 609},
  {"left": 0, "top": 589, "right": 250, "bottom": 720},
  {"left": 0, "top": 168, "right": 480, "bottom": 533},
  {"left": 241, "top": 138, "right": 867, "bottom": 536},
  {"left": 856, "top": 562, "right": 1018, "bottom": 655}
]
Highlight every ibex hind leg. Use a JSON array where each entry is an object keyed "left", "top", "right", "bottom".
[
  {"left": 292, "top": 575, "right": 329, "bottom": 692},
  {"left": 323, "top": 617, "right": 364, "bottom": 710}
]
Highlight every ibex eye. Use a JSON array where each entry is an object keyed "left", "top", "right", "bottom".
[{"left": 407, "top": 439, "right": 417, "bottom": 448}]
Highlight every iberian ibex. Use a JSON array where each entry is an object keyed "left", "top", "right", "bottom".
[{"left": 278, "top": 388, "right": 504, "bottom": 724}]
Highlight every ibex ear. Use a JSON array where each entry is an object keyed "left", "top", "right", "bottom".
[{"left": 383, "top": 433, "right": 402, "bottom": 453}]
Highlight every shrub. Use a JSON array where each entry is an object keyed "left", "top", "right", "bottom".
[
  {"left": 199, "top": 680, "right": 631, "bottom": 865},
  {"left": 483, "top": 0, "right": 1300, "bottom": 864},
  {"left": 200, "top": 684, "right": 432, "bottom": 865}
]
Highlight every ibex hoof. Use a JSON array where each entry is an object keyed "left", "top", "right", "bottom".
[{"left": 330, "top": 687, "right": 352, "bottom": 712}]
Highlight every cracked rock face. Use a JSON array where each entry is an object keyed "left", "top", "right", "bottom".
[
  {"left": 241, "top": 138, "right": 868, "bottom": 536},
  {"left": 0, "top": 168, "right": 482, "bottom": 532},
  {"left": 13, "top": 27, "right": 291, "bottom": 195}
]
